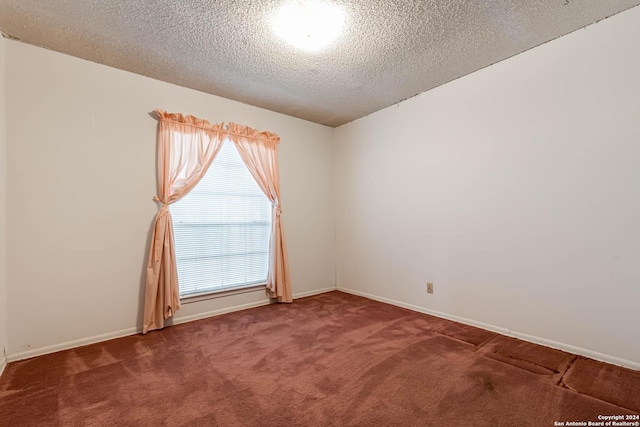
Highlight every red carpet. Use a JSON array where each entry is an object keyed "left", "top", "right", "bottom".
[{"left": 1, "top": 291, "right": 638, "bottom": 426}]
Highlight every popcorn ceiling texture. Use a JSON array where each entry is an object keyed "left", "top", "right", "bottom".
[{"left": 0, "top": 0, "right": 638, "bottom": 127}]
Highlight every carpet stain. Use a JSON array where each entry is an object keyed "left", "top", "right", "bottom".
[{"left": 479, "top": 376, "right": 496, "bottom": 392}]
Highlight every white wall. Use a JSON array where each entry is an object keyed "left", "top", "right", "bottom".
[
  {"left": 0, "top": 34, "right": 8, "bottom": 371},
  {"left": 5, "top": 41, "right": 335, "bottom": 358},
  {"left": 335, "top": 6, "right": 640, "bottom": 367}
]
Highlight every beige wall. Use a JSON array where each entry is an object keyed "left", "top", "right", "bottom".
[
  {"left": 334, "top": 7, "right": 640, "bottom": 368},
  {"left": 0, "top": 34, "right": 7, "bottom": 370},
  {"left": 5, "top": 41, "right": 335, "bottom": 358}
]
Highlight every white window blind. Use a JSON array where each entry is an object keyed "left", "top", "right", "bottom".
[{"left": 170, "top": 139, "right": 272, "bottom": 297}]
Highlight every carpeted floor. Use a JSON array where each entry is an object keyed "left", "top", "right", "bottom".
[{"left": 1, "top": 291, "right": 638, "bottom": 426}]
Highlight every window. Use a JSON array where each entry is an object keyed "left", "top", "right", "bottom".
[{"left": 170, "top": 139, "right": 272, "bottom": 297}]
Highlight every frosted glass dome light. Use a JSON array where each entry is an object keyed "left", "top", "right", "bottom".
[{"left": 271, "top": 1, "right": 345, "bottom": 51}]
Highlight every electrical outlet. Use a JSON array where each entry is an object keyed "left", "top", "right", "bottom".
[{"left": 426, "top": 282, "right": 434, "bottom": 294}]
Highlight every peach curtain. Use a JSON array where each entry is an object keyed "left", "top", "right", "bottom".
[
  {"left": 143, "top": 110, "right": 226, "bottom": 333},
  {"left": 228, "top": 123, "right": 292, "bottom": 303}
]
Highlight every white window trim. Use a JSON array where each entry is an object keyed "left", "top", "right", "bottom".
[{"left": 180, "top": 282, "right": 268, "bottom": 304}]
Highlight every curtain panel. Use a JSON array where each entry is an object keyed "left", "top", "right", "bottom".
[
  {"left": 228, "top": 123, "right": 292, "bottom": 303},
  {"left": 143, "top": 111, "right": 292, "bottom": 334},
  {"left": 143, "top": 110, "right": 226, "bottom": 333}
]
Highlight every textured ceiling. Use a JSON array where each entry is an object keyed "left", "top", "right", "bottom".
[{"left": 0, "top": 0, "right": 638, "bottom": 127}]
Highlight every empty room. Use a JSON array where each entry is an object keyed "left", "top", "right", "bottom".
[{"left": 0, "top": 0, "right": 639, "bottom": 425}]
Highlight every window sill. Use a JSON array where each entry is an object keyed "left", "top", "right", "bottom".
[{"left": 180, "top": 283, "right": 267, "bottom": 304}]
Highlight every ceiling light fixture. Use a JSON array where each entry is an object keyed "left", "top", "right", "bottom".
[{"left": 271, "top": 0, "right": 345, "bottom": 52}]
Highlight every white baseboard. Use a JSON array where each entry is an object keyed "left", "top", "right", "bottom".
[
  {"left": 172, "top": 286, "right": 337, "bottom": 325},
  {"left": 5, "top": 286, "right": 338, "bottom": 363},
  {"left": 7, "top": 326, "right": 141, "bottom": 363},
  {"left": 0, "top": 354, "right": 7, "bottom": 377},
  {"left": 337, "top": 286, "right": 640, "bottom": 371},
  {"left": 293, "top": 286, "right": 337, "bottom": 299},
  {"left": 171, "top": 299, "right": 272, "bottom": 326}
]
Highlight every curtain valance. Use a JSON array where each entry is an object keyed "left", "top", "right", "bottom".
[{"left": 156, "top": 110, "right": 280, "bottom": 144}]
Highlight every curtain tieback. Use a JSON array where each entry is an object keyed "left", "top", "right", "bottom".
[
  {"left": 273, "top": 204, "right": 282, "bottom": 217},
  {"left": 153, "top": 196, "right": 171, "bottom": 262},
  {"left": 153, "top": 196, "right": 170, "bottom": 217}
]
